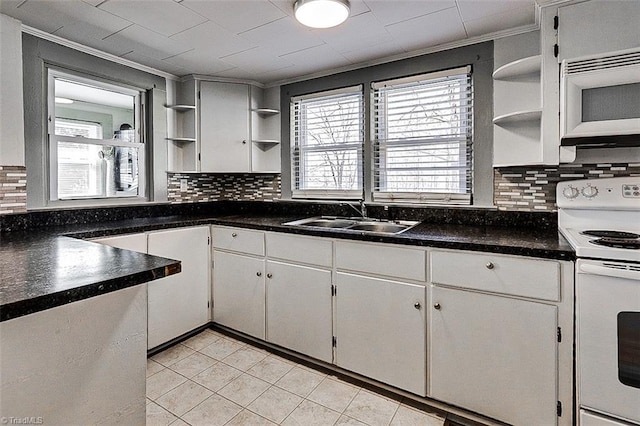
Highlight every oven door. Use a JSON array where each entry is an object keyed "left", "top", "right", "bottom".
[{"left": 577, "top": 259, "right": 640, "bottom": 424}]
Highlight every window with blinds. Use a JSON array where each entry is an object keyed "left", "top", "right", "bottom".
[
  {"left": 290, "top": 86, "right": 364, "bottom": 199},
  {"left": 372, "top": 66, "right": 473, "bottom": 204}
]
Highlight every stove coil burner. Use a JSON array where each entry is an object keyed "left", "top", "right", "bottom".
[
  {"left": 589, "top": 238, "right": 640, "bottom": 249},
  {"left": 581, "top": 230, "right": 640, "bottom": 239}
]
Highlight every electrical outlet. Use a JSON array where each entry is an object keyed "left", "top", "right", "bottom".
[{"left": 180, "top": 179, "right": 188, "bottom": 192}]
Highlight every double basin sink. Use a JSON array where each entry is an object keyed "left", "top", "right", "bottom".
[{"left": 283, "top": 216, "right": 420, "bottom": 235}]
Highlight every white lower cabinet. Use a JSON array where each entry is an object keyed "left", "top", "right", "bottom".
[
  {"left": 266, "top": 261, "right": 332, "bottom": 362},
  {"left": 335, "top": 272, "right": 427, "bottom": 396},
  {"left": 212, "top": 250, "right": 265, "bottom": 339},
  {"left": 93, "top": 226, "right": 211, "bottom": 350},
  {"left": 147, "top": 226, "right": 211, "bottom": 349}
]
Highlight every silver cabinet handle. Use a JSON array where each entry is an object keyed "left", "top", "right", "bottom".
[
  {"left": 433, "top": 303, "right": 441, "bottom": 310},
  {"left": 266, "top": 273, "right": 272, "bottom": 279},
  {"left": 256, "top": 272, "right": 262, "bottom": 277},
  {"left": 485, "top": 262, "right": 494, "bottom": 270},
  {"left": 414, "top": 302, "right": 421, "bottom": 310},
  {"left": 231, "top": 232, "right": 237, "bottom": 237}
]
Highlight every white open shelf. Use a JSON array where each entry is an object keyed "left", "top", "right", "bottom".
[
  {"left": 252, "top": 139, "right": 280, "bottom": 145},
  {"left": 166, "top": 137, "right": 196, "bottom": 143},
  {"left": 493, "top": 110, "right": 542, "bottom": 125},
  {"left": 165, "top": 104, "right": 196, "bottom": 112},
  {"left": 492, "top": 55, "right": 541, "bottom": 80},
  {"left": 253, "top": 108, "right": 280, "bottom": 116}
]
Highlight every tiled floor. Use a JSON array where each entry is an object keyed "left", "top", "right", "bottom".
[{"left": 146, "top": 328, "right": 445, "bottom": 426}]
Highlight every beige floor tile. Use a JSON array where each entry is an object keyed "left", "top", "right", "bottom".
[
  {"left": 344, "top": 389, "right": 400, "bottom": 426},
  {"left": 308, "top": 377, "right": 360, "bottom": 413},
  {"left": 151, "top": 344, "right": 195, "bottom": 367},
  {"left": 155, "top": 380, "right": 213, "bottom": 417},
  {"left": 199, "top": 337, "right": 244, "bottom": 360},
  {"left": 275, "top": 366, "right": 325, "bottom": 397},
  {"left": 335, "top": 415, "right": 369, "bottom": 426},
  {"left": 247, "top": 386, "right": 303, "bottom": 424},
  {"left": 147, "top": 359, "right": 166, "bottom": 378},
  {"left": 222, "top": 346, "right": 268, "bottom": 371},
  {"left": 226, "top": 409, "right": 278, "bottom": 426},
  {"left": 169, "top": 352, "right": 216, "bottom": 378},
  {"left": 147, "top": 369, "right": 188, "bottom": 400},
  {"left": 218, "top": 373, "right": 271, "bottom": 406},
  {"left": 191, "top": 361, "right": 242, "bottom": 392},
  {"left": 181, "top": 394, "right": 243, "bottom": 426},
  {"left": 390, "top": 405, "right": 445, "bottom": 426},
  {"left": 281, "top": 399, "right": 341, "bottom": 426},
  {"left": 146, "top": 400, "right": 177, "bottom": 426},
  {"left": 247, "top": 355, "right": 294, "bottom": 384},
  {"left": 182, "top": 330, "right": 221, "bottom": 351}
]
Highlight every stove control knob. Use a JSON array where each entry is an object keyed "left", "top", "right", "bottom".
[
  {"left": 562, "top": 186, "right": 579, "bottom": 199},
  {"left": 581, "top": 185, "right": 599, "bottom": 198}
]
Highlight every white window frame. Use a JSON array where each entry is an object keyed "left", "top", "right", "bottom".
[
  {"left": 290, "top": 85, "right": 364, "bottom": 200},
  {"left": 372, "top": 66, "right": 473, "bottom": 205},
  {"left": 47, "top": 68, "right": 147, "bottom": 204}
]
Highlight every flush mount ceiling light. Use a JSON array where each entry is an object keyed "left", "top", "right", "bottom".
[{"left": 294, "top": 0, "right": 350, "bottom": 29}]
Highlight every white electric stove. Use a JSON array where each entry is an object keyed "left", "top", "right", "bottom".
[{"left": 557, "top": 176, "right": 640, "bottom": 426}]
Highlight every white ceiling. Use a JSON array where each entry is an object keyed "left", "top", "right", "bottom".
[{"left": 1, "top": 0, "right": 538, "bottom": 85}]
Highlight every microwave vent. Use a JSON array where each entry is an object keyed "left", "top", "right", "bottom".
[{"left": 564, "top": 50, "right": 640, "bottom": 75}]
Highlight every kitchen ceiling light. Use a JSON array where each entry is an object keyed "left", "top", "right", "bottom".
[
  {"left": 294, "top": 0, "right": 350, "bottom": 29},
  {"left": 55, "top": 97, "right": 74, "bottom": 104}
]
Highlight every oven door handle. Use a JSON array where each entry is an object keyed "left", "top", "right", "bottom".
[{"left": 579, "top": 263, "right": 640, "bottom": 281}]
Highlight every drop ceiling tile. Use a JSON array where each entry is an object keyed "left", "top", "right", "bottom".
[
  {"left": 163, "top": 49, "right": 237, "bottom": 75},
  {"left": 170, "top": 21, "right": 257, "bottom": 58},
  {"left": 457, "top": 0, "right": 534, "bottom": 22},
  {"left": 385, "top": 6, "right": 467, "bottom": 52},
  {"left": 98, "top": 0, "right": 207, "bottom": 37},
  {"left": 82, "top": 0, "right": 105, "bottom": 6},
  {"left": 181, "top": 0, "right": 286, "bottom": 34},
  {"left": 239, "top": 16, "right": 325, "bottom": 56},
  {"left": 0, "top": 0, "right": 79, "bottom": 33},
  {"left": 315, "top": 11, "right": 394, "bottom": 54},
  {"left": 121, "top": 51, "right": 189, "bottom": 76},
  {"left": 464, "top": 5, "right": 535, "bottom": 38},
  {"left": 341, "top": 40, "right": 406, "bottom": 64},
  {"left": 94, "top": 24, "right": 192, "bottom": 60},
  {"left": 49, "top": 2, "right": 132, "bottom": 41},
  {"left": 279, "top": 43, "right": 352, "bottom": 73},
  {"left": 220, "top": 46, "right": 294, "bottom": 72},
  {"left": 365, "top": 0, "right": 456, "bottom": 26}
]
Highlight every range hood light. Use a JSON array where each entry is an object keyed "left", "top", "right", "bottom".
[{"left": 294, "top": 0, "right": 350, "bottom": 29}]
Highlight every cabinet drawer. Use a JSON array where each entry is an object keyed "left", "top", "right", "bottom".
[
  {"left": 430, "top": 250, "right": 560, "bottom": 301},
  {"left": 265, "top": 232, "right": 332, "bottom": 267},
  {"left": 211, "top": 226, "right": 264, "bottom": 256},
  {"left": 335, "top": 241, "right": 426, "bottom": 282}
]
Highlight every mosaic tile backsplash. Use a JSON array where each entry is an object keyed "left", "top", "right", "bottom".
[
  {"left": 168, "top": 173, "right": 281, "bottom": 203},
  {"left": 0, "top": 166, "right": 27, "bottom": 215},
  {"left": 494, "top": 162, "right": 640, "bottom": 211}
]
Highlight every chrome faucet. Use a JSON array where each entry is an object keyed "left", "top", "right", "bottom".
[{"left": 341, "top": 200, "right": 367, "bottom": 218}]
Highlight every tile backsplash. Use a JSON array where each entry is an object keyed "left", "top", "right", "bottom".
[
  {"left": 0, "top": 166, "right": 27, "bottom": 215},
  {"left": 494, "top": 162, "right": 640, "bottom": 211},
  {"left": 167, "top": 173, "right": 281, "bottom": 203}
]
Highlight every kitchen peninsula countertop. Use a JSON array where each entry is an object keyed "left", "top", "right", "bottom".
[{"left": 0, "top": 205, "right": 574, "bottom": 322}]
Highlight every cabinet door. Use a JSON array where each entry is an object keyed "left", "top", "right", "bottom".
[
  {"left": 200, "top": 81, "right": 250, "bottom": 172},
  {"left": 336, "top": 272, "right": 427, "bottom": 396},
  {"left": 266, "top": 261, "right": 332, "bottom": 363},
  {"left": 212, "top": 250, "right": 265, "bottom": 339},
  {"left": 92, "top": 233, "right": 147, "bottom": 253},
  {"left": 147, "top": 226, "right": 210, "bottom": 349},
  {"left": 430, "top": 286, "right": 558, "bottom": 425}
]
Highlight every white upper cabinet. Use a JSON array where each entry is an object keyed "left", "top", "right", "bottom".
[
  {"left": 557, "top": 0, "right": 640, "bottom": 62},
  {"left": 200, "top": 81, "right": 251, "bottom": 172}
]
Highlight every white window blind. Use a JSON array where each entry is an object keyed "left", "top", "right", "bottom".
[
  {"left": 372, "top": 66, "right": 473, "bottom": 204},
  {"left": 291, "top": 86, "right": 364, "bottom": 199}
]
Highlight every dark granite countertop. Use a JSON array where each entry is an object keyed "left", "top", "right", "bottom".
[
  {"left": 0, "top": 201, "right": 574, "bottom": 322},
  {"left": 0, "top": 231, "right": 181, "bottom": 322}
]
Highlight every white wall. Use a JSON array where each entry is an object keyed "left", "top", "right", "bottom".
[{"left": 0, "top": 13, "right": 25, "bottom": 166}]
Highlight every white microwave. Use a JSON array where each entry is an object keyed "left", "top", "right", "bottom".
[{"left": 561, "top": 48, "right": 640, "bottom": 146}]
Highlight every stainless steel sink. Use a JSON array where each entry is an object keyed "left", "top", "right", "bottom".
[{"left": 283, "top": 216, "right": 419, "bottom": 235}]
